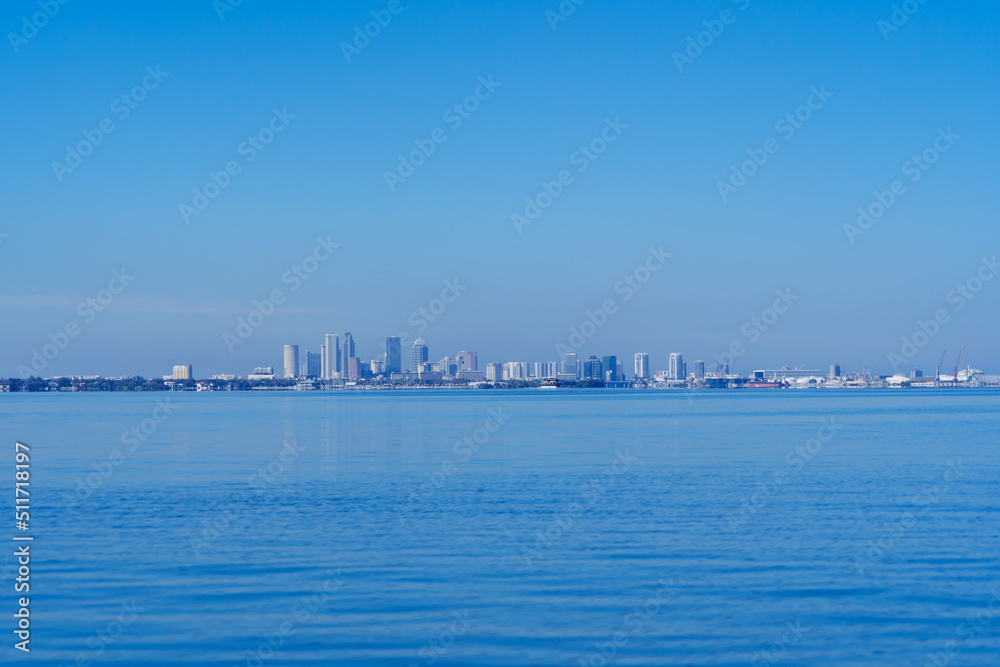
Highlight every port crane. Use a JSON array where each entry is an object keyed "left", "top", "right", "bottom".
[
  {"left": 937, "top": 349, "right": 947, "bottom": 379},
  {"left": 954, "top": 347, "right": 969, "bottom": 382}
]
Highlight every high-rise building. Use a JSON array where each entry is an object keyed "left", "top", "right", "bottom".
[
  {"left": 411, "top": 338, "right": 428, "bottom": 372},
  {"left": 694, "top": 360, "right": 706, "bottom": 380},
  {"left": 830, "top": 362, "right": 842, "bottom": 378},
  {"left": 669, "top": 353, "right": 684, "bottom": 381},
  {"left": 486, "top": 362, "right": 503, "bottom": 382},
  {"left": 323, "top": 334, "right": 339, "bottom": 379},
  {"left": 283, "top": 345, "right": 299, "bottom": 379},
  {"left": 341, "top": 333, "right": 355, "bottom": 378},
  {"left": 306, "top": 351, "right": 321, "bottom": 378},
  {"left": 458, "top": 350, "right": 478, "bottom": 371},
  {"left": 584, "top": 356, "right": 602, "bottom": 379},
  {"left": 347, "top": 357, "right": 362, "bottom": 380},
  {"left": 562, "top": 353, "right": 578, "bottom": 378},
  {"left": 635, "top": 353, "right": 649, "bottom": 380},
  {"left": 440, "top": 357, "right": 458, "bottom": 376},
  {"left": 385, "top": 336, "right": 402, "bottom": 374},
  {"left": 172, "top": 364, "right": 192, "bottom": 380},
  {"left": 602, "top": 356, "right": 618, "bottom": 381}
]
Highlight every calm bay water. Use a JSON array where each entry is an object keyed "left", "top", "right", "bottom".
[{"left": 1, "top": 389, "right": 999, "bottom": 665}]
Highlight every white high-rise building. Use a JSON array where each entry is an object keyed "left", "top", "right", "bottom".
[
  {"left": 669, "top": 353, "right": 684, "bottom": 381},
  {"left": 634, "top": 353, "right": 649, "bottom": 380},
  {"left": 172, "top": 364, "right": 192, "bottom": 380},
  {"left": 284, "top": 345, "right": 299, "bottom": 379}
]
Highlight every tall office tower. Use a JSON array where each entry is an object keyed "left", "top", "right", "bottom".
[
  {"left": 347, "top": 357, "right": 362, "bottom": 380},
  {"left": 830, "top": 362, "right": 842, "bottom": 378},
  {"left": 602, "top": 356, "right": 618, "bottom": 381},
  {"left": 486, "top": 362, "right": 503, "bottom": 382},
  {"left": 370, "top": 359, "right": 385, "bottom": 375},
  {"left": 546, "top": 361, "right": 560, "bottom": 378},
  {"left": 584, "top": 356, "right": 602, "bottom": 379},
  {"left": 283, "top": 345, "right": 299, "bottom": 379},
  {"left": 172, "top": 364, "right": 192, "bottom": 380},
  {"left": 411, "top": 338, "right": 428, "bottom": 371},
  {"left": 458, "top": 350, "right": 478, "bottom": 371},
  {"left": 682, "top": 361, "right": 687, "bottom": 379},
  {"left": 320, "top": 345, "right": 326, "bottom": 379},
  {"left": 323, "top": 334, "right": 339, "bottom": 379},
  {"left": 635, "top": 353, "right": 650, "bottom": 380},
  {"left": 306, "top": 351, "right": 321, "bottom": 378},
  {"left": 669, "top": 353, "right": 684, "bottom": 381},
  {"left": 617, "top": 360, "right": 623, "bottom": 380},
  {"left": 385, "top": 336, "right": 402, "bottom": 374},
  {"left": 562, "top": 352, "right": 579, "bottom": 377},
  {"left": 341, "top": 333, "right": 355, "bottom": 377},
  {"left": 694, "top": 360, "right": 706, "bottom": 380},
  {"left": 533, "top": 362, "right": 544, "bottom": 378},
  {"left": 440, "top": 357, "right": 458, "bottom": 376}
]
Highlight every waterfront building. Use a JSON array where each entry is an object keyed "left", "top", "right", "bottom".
[
  {"left": 283, "top": 345, "right": 299, "bottom": 379},
  {"left": 635, "top": 353, "right": 649, "bottom": 380},
  {"left": 323, "top": 334, "right": 339, "bottom": 379},
  {"left": 306, "top": 351, "right": 321, "bottom": 378},
  {"left": 172, "top": 364, "right": 192, "bottom": 380},
  {"left": 486, "top": 362, "right": 503, "bottom": 382},
  {"left": 562, "top": 353, "right": 578, "bottom": 378},
  {"left": 694, "top": 360, "right": 705, "bottom": 380},
  {"left": 385, "top": 337, "right": 402, "bottom": 374},
  {"left": 341, "top": 333, "right": 355, "bottom": 378},
  {"left": 458, "top": 350, "right": 478, "bottom": 371},
  {"left": 411, "top": 338, "right": 429, "bottom": 371},
  {"left": 584, "top": 356, "right": 602, "bottom": 380},
  {"left": 669, "top": 353, "right": 684, "bottom": 381}
]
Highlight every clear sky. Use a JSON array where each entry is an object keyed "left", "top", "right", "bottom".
[{"left": 2, "top": 0, "right": 998, "bottom": 378}]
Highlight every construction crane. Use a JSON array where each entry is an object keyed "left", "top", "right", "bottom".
[{"left": 937, "top": 349, "right": 947, "bottom": 380}]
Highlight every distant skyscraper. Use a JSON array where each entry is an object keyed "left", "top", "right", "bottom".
[
  {"left": 486, "top": 362, "right": 503, "bottom": 382},
  {"left": 602, "top": 356, "right": 618, "bottom": 381},
  {"left": 669, "top": 353, "right": 684, "bottom": 381},
  {"left": 584, "top": 356, "right": 602, "bottom": 379},
  {"left": 458, "top": 350, "right": 478, "bottom": 371},
  {"left": 283, "top": 345, "right": 299, "bottom": 379},
  {"left": 341, "top": 333, "right": 355, "bottom": 378},
  {"left": 694, "top": 360, "right": 705, "bottom": 380},
  {"left": 385, "top": 336, "right": 402, "bottom": 374},
  {"left": 635, "top": 353, "right": 649, "bottom": 380},
  {"left": 323, "top": 334, "right": 339, "bottom": 379},
  {"left": 411, "top": 338, "right": 429, "bottom": 372},
  {"left": 171, "top": 364, "right": 192, "bottom": 380},
  {"left": 830, "top": 362, "right": 842, "bottom": 378},
  {"left": 562, "top": 353, "right": 579, "bottom": 378},
  {"left": 306, "top": 351, "right": 321, "bottom": 378}
]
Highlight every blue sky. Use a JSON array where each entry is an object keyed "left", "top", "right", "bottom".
[{"left": 1, "top": 0, "right": 998, "bottom": 378}]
